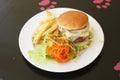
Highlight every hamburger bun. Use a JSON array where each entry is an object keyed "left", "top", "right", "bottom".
[{"left": 57, "top": 10, "right": 88, "bottom": 30}]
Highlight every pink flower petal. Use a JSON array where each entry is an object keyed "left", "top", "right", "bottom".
[
  {"left": 93, "top": 0, "right": 103, "bottom": 4},
  {"left": 114, "top": 62, "right": 120, "bottom": 71},
  {"left": 51, "top": 1, "right": 57, "bottom": 5},
  {"left": 38, "top": 0, "right": 50, "bottom": 6},
  {"left": 49, "top": 5, "right": 55, "bottom": 8},
  {"left": 40, "top": 7, "right": 45, "bottom": 11},
  {"left": 102, "top": 5, "right": 108, "bottom": 8},
  {"left": 105, "top": 2, "right": 110, "bottom": 6},
  {"left": 96, "top": 5, "right": 101, "bottom": 9}
]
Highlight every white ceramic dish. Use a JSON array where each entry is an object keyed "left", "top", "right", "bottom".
[{"left": 19, "top": 8, "right": 104, "bottom": 72}]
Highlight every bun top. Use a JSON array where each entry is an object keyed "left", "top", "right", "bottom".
[{"left": 57, "top": 10, "right": 88, "bottom": 30}]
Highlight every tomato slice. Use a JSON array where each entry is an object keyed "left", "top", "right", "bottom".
[{"left": 74, "top": 37, "right": 85, "bottom": 43}]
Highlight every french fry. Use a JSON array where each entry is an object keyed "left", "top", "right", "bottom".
[
  {"left": 32, "top": 10, "right": 58, "bottom": 45},
  {"left": 43, "top": 22, "right": 58, "bottom": 35},
  {"left": 46, "top": 10, "right": 55, "bottom": 18},
  {"left": 34, "top": 18, "right": 55, "bottom": 35},
  {"left": 34, "top": 10, "right": 55, "bottom": 34},
  {"left": 33, "top": 18, "right": 56, "bottom": 45},
  {"left": 40, "top": 10, "right": 55, "bottom": 25},
  {"left": 40, "top": 17, "right": 55, "bottom": 26}
]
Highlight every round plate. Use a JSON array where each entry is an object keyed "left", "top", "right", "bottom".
[{"left": 18, "top": 8, "right": 104, "bottom": 72}]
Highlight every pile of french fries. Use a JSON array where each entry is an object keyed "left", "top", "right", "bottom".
[{"left": 32, "top": 10, "right": 58, "bottom": 45}]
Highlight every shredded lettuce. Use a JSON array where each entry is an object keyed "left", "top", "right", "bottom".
[
  {"left": 75, "top": 40, "right": 89, "bottom": 51},
  {"left": 74, "top": 30, "right": 93, "bottom": 51},
  {"left": 28, "top": 29, "right": 93, "bottom": 64},
  {"left": 58, "top": 31, "right": 66, "bottom": 37},
  {"left": 28, "top": 45, "right": 47, "bottom": 64},
  {"left": 28, "top": 34, "right": 53, "bottom": 64}
]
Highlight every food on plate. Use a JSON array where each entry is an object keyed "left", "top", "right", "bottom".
[
  {"left": 57, "top": 11, "right": 88, "bottom": 30},
  {"left": 28, "top": 10, "right": 93, "bottom": 63},
  {"left": 46, "top": 36, "right": 76, "bottom": 63},
  {"left": 32, "top": 10, "right": 57, "bottom": 45},
  {"left": 57, "top": 10, "right": 93, "bottom": 50}
]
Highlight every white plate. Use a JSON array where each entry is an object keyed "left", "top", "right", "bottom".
[{"left": 18, "top": 8, "right": 104, "bottom": 72}]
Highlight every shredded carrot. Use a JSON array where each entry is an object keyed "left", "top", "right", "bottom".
[{"left": 47, "top": 38, "right": 73, "bottom": 63}]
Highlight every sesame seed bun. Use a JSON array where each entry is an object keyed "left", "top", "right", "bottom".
[{"left": 57, "top": 10, "right": 88, "bottom": 30}]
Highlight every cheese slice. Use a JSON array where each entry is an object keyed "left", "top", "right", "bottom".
[{"left": 59, "top": 24, "right": 90, "bottom": 41}]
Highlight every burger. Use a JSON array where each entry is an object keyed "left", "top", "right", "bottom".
[{"left": 57, "top": 10, "right": 93, "bottom": 50}]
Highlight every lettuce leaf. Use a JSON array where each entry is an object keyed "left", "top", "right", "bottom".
[{"left": 28, "top": 34, "right": 53, "bottom": 64}]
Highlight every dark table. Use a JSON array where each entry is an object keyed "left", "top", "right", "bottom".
[{"left": 0, "top": 0, "right": 120, "bottom": 80}]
